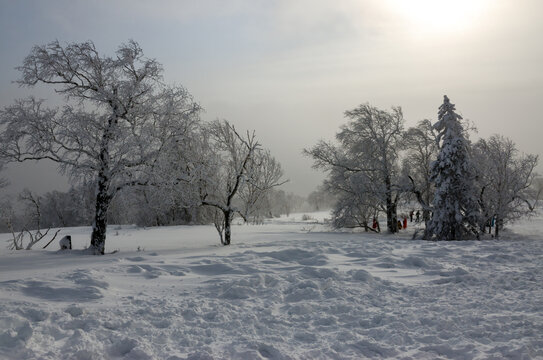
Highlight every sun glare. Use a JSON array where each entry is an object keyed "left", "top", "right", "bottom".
[{"left": 387, "top": 0, "right": 489, "bottom": 35}]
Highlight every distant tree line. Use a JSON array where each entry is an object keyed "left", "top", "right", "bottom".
[
  {"left": 305, "top": 96, "right": 541, "bottom": 240},
  {"left": 0, "top": 183, "right": 315, "bottom": 242}
]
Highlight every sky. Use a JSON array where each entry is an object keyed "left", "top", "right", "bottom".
[{"left": 0, "top": 0, "right": 542, "bottom": 197}]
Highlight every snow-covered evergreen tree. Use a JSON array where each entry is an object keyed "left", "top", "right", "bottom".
[{"left": 425, "top": 96, "right": 480, "bottom": 240}]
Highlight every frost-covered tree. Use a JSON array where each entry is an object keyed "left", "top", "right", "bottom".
[
  {"left": 533, "top": 177, "right": 543, "bottom": 202},
  {"left": 474, "top": 135, "right": 539, "bottom": 238},
  {"left": 19, "top": 189, "right": 43, "bottom": 232},
  {"left": 305, "top": 104, "right": 405, "bottom": 233},
  {"left": 0, "top": 189, "right": 62, "bottom": 250},
  {"left": 238, "top": 150, "right": 284, "bottom": 223},
  {"left": 0, "top": 163, "right": 7, "bottom": 189},
  {"left": 330, "top": 185, "right": 376, "bottom": 231},
  {"left": 402, "top": 119, "right": 439, "bottom": 226},
  {"left": 126, "top": 124, "right": 209, "bottom": 227},
  {"left": 318, "top": 160, "right": 381, "bottom": 230},
  {"left": 39, "top": 189, "right": 90, "bottom": 228},
  {"left": 425, "top": 96, "right": 480, "bottom": 240},
  {"left": 199, "top": 120, "right": 284, "bottom": 245},
  {"left": 0, "top": 40, "right": 201, "bottom": 254}
]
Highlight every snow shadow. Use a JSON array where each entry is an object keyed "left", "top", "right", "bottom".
[
  {"left": 0, "top": 270, "right": 108, "bottom": 302},
  {"left": 20, "top": 280, "right": 103, "bottom": 302}
]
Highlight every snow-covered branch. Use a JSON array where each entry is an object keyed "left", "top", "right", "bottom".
[
  {"left": 1, "top": 40, "right": 202, "bottom": 254},
  {"left": 199, "top": 119, "right": 285, "bottom": 245}
]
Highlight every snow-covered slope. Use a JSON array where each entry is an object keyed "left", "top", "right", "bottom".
[{"left": 0, "top": 212, "right": 542, "bottom": 359}]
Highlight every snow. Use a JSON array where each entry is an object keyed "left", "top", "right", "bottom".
[
  {"left": 427, "top": 96, "right": 481, "bottom": 241},
  {"left": 0, "top": 211, "right": 542, "bottom": 359}
]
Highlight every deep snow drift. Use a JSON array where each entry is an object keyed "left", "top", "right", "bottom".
[{"left": 0, "top": 212, "right": 542, "bottom": 359}]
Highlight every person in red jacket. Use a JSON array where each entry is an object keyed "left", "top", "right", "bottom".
[
  {"left": 372, "top": 217, "right": 380, "bottom": 232},
  {"left": 403, "top": 217, "right": 408, "bottom": 230}
]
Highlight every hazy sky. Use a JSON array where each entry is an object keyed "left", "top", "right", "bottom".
[{"left": 1, "top": 0, "right": 542, "bottom": 197}]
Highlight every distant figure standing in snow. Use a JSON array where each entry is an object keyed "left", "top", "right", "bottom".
[
  {"left": 372, "top": 217, "right": 380, "bottom": 232},
  {"left": 403, "top": 217, "right": 408, "bottom": 230},
  {"left": 416, "top": 211, "right": 420, "bottom": 223},
  {"left": 409, "top": 210, "right": 414, "bottom": 222},
  {"left": 397, "top": 220, "right": 403, "bottom": 230}
]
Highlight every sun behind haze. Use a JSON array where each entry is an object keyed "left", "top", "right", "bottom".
[{"left": 386, "top": 0, "right": 491, "bottom": 35}]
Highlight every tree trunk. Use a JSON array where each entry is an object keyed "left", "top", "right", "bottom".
[
  {"left": 90, "top": 166, "right": 111, "bottom": 255},
  {"left": 385, "top": 176, "right": 397, "bottom": 233},
  {"left": 494, "top": 216, "right": 500, "bottom": 239},
  {"left": 90, "top": 196, "right": 110, "bottom": 255},
  {"left": 89, "top": 114, "right": 117, "bottom": 255},
  {"left": 423, "top": 209, "right": 431, "bottom": 227},
  {"left": 223, "top": 209, "right": 232, "bottom": 246},
  {"left": 385, "top": 196, "right": 398, "bottom": 233}
]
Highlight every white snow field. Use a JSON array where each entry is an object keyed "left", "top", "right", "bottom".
[{"left": 0, "top": 211, "right": 542, "bottom": 359}]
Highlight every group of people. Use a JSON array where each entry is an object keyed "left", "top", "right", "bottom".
[
  {"left": 410, "top": 210, "right": 422, "bottom": 223},
  {"left": 397, "top": 217, "right": 408, "bottom": 230},
  {"left": 398, "top": 210, "right": 424, "bottom": 229},
  {"left": 372, "top": 209, "right": 423, "bottom": 231}
]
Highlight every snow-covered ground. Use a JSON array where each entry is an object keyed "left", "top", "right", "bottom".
[{"left": 0, "top": 211, "right": 542, "bottom": 359}]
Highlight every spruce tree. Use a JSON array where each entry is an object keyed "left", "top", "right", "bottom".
[{"left": 425, "top": 95, "right": 480, "bottom": 240}]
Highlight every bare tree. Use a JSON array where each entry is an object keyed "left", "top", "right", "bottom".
[
  {"left": 144, "top": 124, "right": 211, "bottom": 226},
  {"left": 199, "top": 120, "right": 285, "bottom": 245},
  {"left": 0, "top": 162, "right": 8, "bottom": 189},
  {"left": 532, "top": 177, "right": 543, "bottom": 204},
  {"left": 402, "top": 119, "right": 439, "bottom": 226},
  {"left": 39, "top": 187, "right": 94, "bottom": 228},
  {"left": 305, "top": 103, "right": 405, "bottom": 233},
  {"left": 474, "top": 135, "right": 539, "bottom": 238},
  {"left": 238, "top": 149, "right": 284, "bottom": 223},
  {"left": 2, "top": 192, "right": 61, "bottom": 250},
  {"left": 0, "top": 40, "right": 201, "bottom": 254},
  {"left": 330, "top": 189, "right": 376, "bottom": 231},
  {"left": 19, "top": 189, "right": 42, "bottom": 233},
  {"left": 0, "top": 201, "right": 20, "bottom": 249}
]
